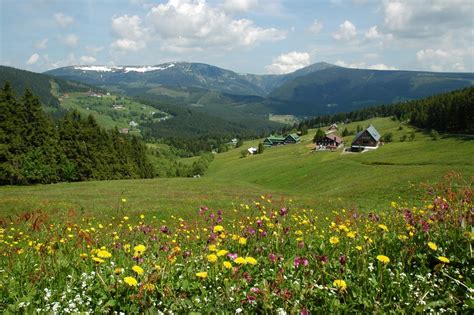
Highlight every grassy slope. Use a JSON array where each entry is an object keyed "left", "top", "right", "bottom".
[
  {"left": 58, "top": 92, "right": 168, "bottom": 132},
  {"left": 0, "top": 117, "right": 472, "bottom": 218}
]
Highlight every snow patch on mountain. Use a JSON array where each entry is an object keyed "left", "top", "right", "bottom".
[{"left": 74, "top": 64, "right": 175, "bottom": 73}]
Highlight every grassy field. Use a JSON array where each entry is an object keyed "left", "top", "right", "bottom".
[
  {"left": 58, "top": 92, "right": 169, "bottom": 132},
  {"left": 0, "top": 117, "right": 473, "bottom": 219}
]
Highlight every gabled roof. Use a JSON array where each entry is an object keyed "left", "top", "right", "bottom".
[
  {"left": 366, "top": 125, "right": 381, "bottom": 141},
  {"left": 352, "top": 125, "right": 381, "bottom": 143},
  {"left": 265, "top": 135, "right": 286, "bottom": 142},
  {"left": 285, "top": 133, "right": 300, "bottom": 141},
  {"left": 324, "top": 135, "right": 343, "bottom": 143}
]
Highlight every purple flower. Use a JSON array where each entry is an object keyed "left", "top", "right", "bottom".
[
  {"left": 228, "top": 253, "right": 238, "bottom": 260},
  {"left": 279, "top": 207, "right": 288, "bottom": 216},
  {"left": 268, "top": 253, "right": 277, "bottom": 263},
  {"left": 293, "top": 257, "right": 309, "bottom": 267},
  {"left": 160, "top": 225, "right": 169, "bottom": 234},
  {"left": 339, "top": 255, "right": 347, "bottom": 265}
]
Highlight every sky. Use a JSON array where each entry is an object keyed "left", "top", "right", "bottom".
[{"left": 1, "top": 0, "right": 473, "bottom": 75}]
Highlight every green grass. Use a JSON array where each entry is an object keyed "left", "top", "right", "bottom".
[
  {"left": 0, "top": 117, "right": 473, "bottom": 218},
  {"left": 58, "top": 92, "right": 169, "bottom": 131}
]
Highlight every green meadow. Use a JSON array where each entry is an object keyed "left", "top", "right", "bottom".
[{"left": 0, "top": 117, "right": 473, "bottom": 219}]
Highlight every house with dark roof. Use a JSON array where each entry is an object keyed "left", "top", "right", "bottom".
[
  {"left": 351, "top": 125, "right": 381, "bottom": 151},
  {"left": 284, "top": 134, "right": 301, "bottom": 144},
  {"left": 263, "top": 135, "right": 286, "bottom": 147},
  {"left": 263, "top": 134, "right": 301, "bottom": 147},
  {"left": 318, "top": 135, "right": 344, "bottom": 149}
]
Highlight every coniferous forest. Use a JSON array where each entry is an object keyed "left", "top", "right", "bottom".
[
  {"left": 291, "top": 87, "right": 474, "bottom": 135},
  {"left": 0, "top": 82, "right": 154, "bottom": 184}
]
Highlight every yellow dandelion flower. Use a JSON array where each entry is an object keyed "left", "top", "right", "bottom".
[
  {"left": 92, "top": 257, "right": 105, "bottom": 264},
  {"left": 208, "top": 244, "right": 217, "bottom": 252},
  {"left": 123, "top": 276, "right": 138, "bottom": 287},
  {"left": 245, "top": 256, "right": 257, "bottom": 265},
  {"left": 234, "top": 257, "right": 247, "bottom": 265},
  {"left": 217, "top": 249, "right": 229, "bottom": 257},
  {"left": 238, "top": 237, "right": 247, "bottom": 245},
  {"left": 207, "top": 254, "right": 218, "bottom": 263},
  {"left": 121, "top": 198, "right": 127, "bottom": 203},
  {"left": 132, "top": 265, "right": 144, "bottom": 275},
  {"left": 428, "top": 242, "right": 437, "bottom": 251},
  {"left": 213, "top": 225, "right": 224, "bottom": 233},
  {"left": 355, "top": 245, "right": 362, "bottom": 251},
  {"left": 376, "top": 255, "right": 390, "bottom": 264},
  {"left": 378, "top": 224, "right": 388, "bottom": 232},
  {"left": 80, "top": 253, "right": 88, "bottom": 259},
  {"left": 438, "top": 256, "right": 450, "bottom": 264},
  {"left": 114, "top": 267, "right": 123, "bottom": 275},
  {"left": 134, "top": 244, "right": 146, "bottom": 254},
  {"left": 333, "top": 279, "right": 347, "bottom": 291},
  {"left": 329, "top": 236, "right": 340, "bottom": 245},
  {"left": 97, "top": 250, "right": 112, "bottom": 259},
  {"left": 223, "top": 261, "right": 232, "bottom": 269},
  {"left": 347, "top": 231, "right": 357, "bottom": 239},
  {"left": 196, "top": 271, "right": 208, "bottom": 279}
]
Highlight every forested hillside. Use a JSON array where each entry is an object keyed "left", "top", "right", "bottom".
[
  {"left": 0, "top": 65, "right": 93, "bottom": 111},
  {"left": 293, "top": 87, "right": 474, "bottom": 134},
  {"left": 0, "top": 82, "right": 154, "bottom": 184}
]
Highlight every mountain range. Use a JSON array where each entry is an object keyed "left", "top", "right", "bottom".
[{"left": 45, "top": 62, "right": 474, "bottom": 116}]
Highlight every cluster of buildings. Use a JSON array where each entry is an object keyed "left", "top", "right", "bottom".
[
  {"left": 263, "top": 134, "right": 301, "bottom": 147},
  {"left": 315, "top": 124, "right": 381, "bottom": 151}
]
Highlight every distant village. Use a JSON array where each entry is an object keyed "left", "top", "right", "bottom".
[{"left": 247, "top": 123, "right": 382, "bottom": 155}]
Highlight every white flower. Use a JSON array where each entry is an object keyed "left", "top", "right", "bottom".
[{"left": 236, "top": 308, "right": 243, "bottom": 314}]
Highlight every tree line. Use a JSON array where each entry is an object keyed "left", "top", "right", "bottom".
[
  {"left": 0, "top": 82, "right": 154, "bottom": 185},
  {"left": 286, "top": 87, "right": 474, "bottom": 135}
]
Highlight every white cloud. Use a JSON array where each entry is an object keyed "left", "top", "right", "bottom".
[
  {"left": 35, "top": 38, "right": 48, "bottom": 49},
  {"left": 332, "top": 20, "right": 356, "bottom": 40},
  {"left": 367, "top": 63, "right": 397, "bottom": 70},
  {"left": 308, "top": 20, "right": 323, "bottom": 35},
  {"left": 383, "top": 0, "right": 472, "bottom": 38},
  {"left": 365, "top": 26, "right": 381, "bottom": 40},
  {"left": 416, "top": 48, "right": 471, "bottom": 72},
  {"left": 26, "top": 53, "right": 40, "bottom": 65},
  {"left": 143, "top": 0, "right": 286, "bottom": 53},
  {"left": 265, "top": 51, "right": 311, "bottom": 74},
  {"left": 222, "top": 0, "right": 259, "bottom": 12},
  {"left": 335, "top": 60, "right": 397, "bottom": 70},
  {"left": 79, "top": 56, "right": 97, "bottom": 65},
  {"left": 110, "top": 15, "right": 147, "bottom": 52},
  {"left": 54, "top": 12, "right": 74, "bottom": 27},
  {"left": 61, "top": 34, "right": 79, "bottom": 47}
]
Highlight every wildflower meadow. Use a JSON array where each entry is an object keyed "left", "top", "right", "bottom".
[{"left": 0, "top": 174, "right": 472, "bottom": 313}]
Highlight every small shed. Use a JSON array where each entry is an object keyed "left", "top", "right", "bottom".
[{"left": 247, "top": 147, "right": 258, "bottom": 155}]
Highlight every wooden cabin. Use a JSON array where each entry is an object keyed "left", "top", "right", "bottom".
[
  {"left": 263, "top": 135, "right": 286, "bottom": 147},
  {"left": 351, "top": 125, "right": 381, "bottom": 150},
  {"left": 318, "top": 135, "right": 343, "bottom": 148},
  {"left": 284, "top": 134, "right": 301, "bottom": 144}
]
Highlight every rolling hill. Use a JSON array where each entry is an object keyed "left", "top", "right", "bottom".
[
  {"left": 0, "top": 65, "right": 94, "bottom": 111},
  {"left": 268, "top": 67, "right": 474, "bottom": 115},
  {"left": 45, "top": 62, "right": 474, "bottom": 117}
]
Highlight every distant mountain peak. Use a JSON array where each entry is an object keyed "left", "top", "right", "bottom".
[{"left": 73, "top": 63, "right": 176, "bottom": 73}]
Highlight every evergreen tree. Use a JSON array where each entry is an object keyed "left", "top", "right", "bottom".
[{"left": 313, "top": 128, "right": 325, "bottom": 144}]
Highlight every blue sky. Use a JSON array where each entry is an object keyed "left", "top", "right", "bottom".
[{"left": 1, "top": 0, "right": 473, "bottom": 74}]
